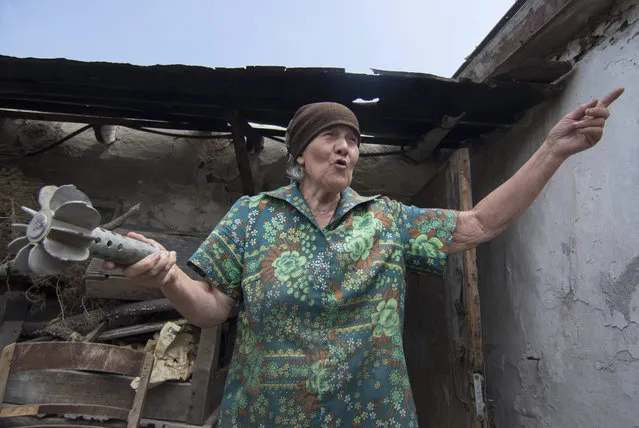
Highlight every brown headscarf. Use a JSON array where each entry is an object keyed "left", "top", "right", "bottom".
[{"left": 285, "top": 102, "right": 360, "bottom": 159}]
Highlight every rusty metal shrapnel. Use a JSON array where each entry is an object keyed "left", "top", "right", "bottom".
[{"left": 7, "top": 184, "right": 160, "bottom": 276}]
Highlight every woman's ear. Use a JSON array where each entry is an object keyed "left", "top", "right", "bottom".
[{"left": 297, "top": 156, "right": 304, "bottom": 166}]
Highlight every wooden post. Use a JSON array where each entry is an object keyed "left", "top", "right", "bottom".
[
  {"left": 408, "top": 148, "right": 486, "bottom": 428},
  {"left": 187, "top": 326, "right": 223, "bottom": 425},
  {"left": 443, "top": 149, "right": 485, "bottom": 427},
  {"left": 229, "top": 111, "right": 256, "bottom": 196}
]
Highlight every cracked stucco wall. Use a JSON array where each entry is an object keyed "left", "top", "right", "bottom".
[
  {"left": 0, "top": 120, "right": 437, "bottom": 234},
  {"left": 472, "top": 4, "right": 639, "bottom": 427}
]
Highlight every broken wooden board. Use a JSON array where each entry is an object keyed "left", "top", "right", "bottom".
[
  {"left": 229, "top": 111, "right": 256, "bottom": 196},
  {"left": 5, "top": 370, "right": 191, "bottom": 422},
  {"left": 407, "top": 148, "right": 486, "bottom": 428},
  {"left": 7, "top": 341, "right": 146, "bottom": 376},
  {"left": 0, "top": 403, "right": 129, "bottom": 420},
  {"left": 187, "top": 326, "right": 223, "bottom": 425},
  {"left": 0, "top": 342, "right": 154, "bottom": 427},
  {"left": 131, "top": 352, "right": 155, "bottom": 427},
  {"left": 85, "top": 229, "right": 207, "bottom": 301}
]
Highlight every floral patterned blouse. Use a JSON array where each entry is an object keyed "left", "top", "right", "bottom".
[{"left": 187, "top": 183, "right": 458, "bottom": 427}]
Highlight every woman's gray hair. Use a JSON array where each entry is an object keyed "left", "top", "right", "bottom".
[{"left": 285, "top": 155, "right": 305, "bottom": 184}]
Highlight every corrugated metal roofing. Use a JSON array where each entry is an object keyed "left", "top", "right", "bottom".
[{"left": 0, "top": 55, "right": 556, "bottom": 147}]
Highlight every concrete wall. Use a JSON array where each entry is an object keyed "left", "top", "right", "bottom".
[
  {"left": 472, "top": 4, "right": 639, "bottom": 427},
  {"left": 0, "top": 120, "right": 438, "bottom": 235}
]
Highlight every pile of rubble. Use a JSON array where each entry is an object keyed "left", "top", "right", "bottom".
[{"left": 0, "top": 166, "right": 198, "bottom": 386}]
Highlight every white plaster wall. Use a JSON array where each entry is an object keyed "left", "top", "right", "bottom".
[{"left": 472, "top": 4, "right": 639, "bottom": 427}]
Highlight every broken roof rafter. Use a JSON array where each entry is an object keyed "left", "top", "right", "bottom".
[
  {"left": 454, "top": 0, "right": 612, "bottom": 83},
  {"left": 0, "top": 55, "right": 556, "bottom": 148}
]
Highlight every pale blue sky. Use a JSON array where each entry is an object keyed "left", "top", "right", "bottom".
[{"left": 0, "top": 0, "right": 515, "bottom": 77}]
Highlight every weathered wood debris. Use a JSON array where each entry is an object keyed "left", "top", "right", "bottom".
[{"left": 0, "top": 210, "right": 236, "bottom": 426}]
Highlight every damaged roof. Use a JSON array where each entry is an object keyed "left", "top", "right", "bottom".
[{"left": 0, "top": 55, "right": 556, "bottom": 148}]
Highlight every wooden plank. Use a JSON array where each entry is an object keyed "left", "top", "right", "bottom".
[
  {"left": 35, "top": 299, "right": 176, "bottom": 342},
  {"left": 0, "top": 55, "right": 554, "bottom": 152},
  {"left": 456, "top": 0, "right": 614, "bottom": 82},
  {"left": 187, "top": 327, "right": 222, "bottom": 425},
  {"left": 0, "top": 343, "right": 16, "bottom": 406},
  {"left": 0, "top": 297, "right": 28, "bottom": 353},
  {"left": 10, "top": 342, "right": 144, "bottom": 376},
  {"left": 0, "top": 97, "right": 230, "bottom": 132},
  {"left": 443, "top": 149, "right": 484, "bottom": 427},
  {"left": 229, "top": 111, "right": 256, "bottom": 196},
  {"left": 0, "top": 106, "right": 414, "bottom": 146},
  {"left": 495, "top": 58, "right": 573, "bottom": 83},
  {"left": 0, "top": 90, "right": 541, "bottom": 149},
  {"left": 128, "top": 352, "right": 154, "bottom": 428},
  {"left": 0, "top": 404, "right": 129, "bottom": 420},
  {"left": 409, "top": 148, "right": 486, "bottom": 427},
  {"left": 0, "top": 59, "right": 544, "bottom": 115},
  {"left": 0, "top": 415, "right": 128, "bottom": 427},
  {"left": 0, "top": 106, "right": 433, "bottom": 147},
  {"left": 0, "top": 108, "right": 227, "bottom": 133},
  {"left": 451, "top": 150, "right": 483, "bottom": 376},
  {"left": 0, "top": 89, "right": 531, "bottom": 133},
  {"left": 406, "top": 155, "right": 469, "bottom": 428},
  {"left": 97, "top": 319, "right": 187, "bottom": 341},
  {"left": 0, "top": 404, "right": 39, "bottom": 417},
  {"left": 5, "top": 370, "right": 192, "bottom": 422}
]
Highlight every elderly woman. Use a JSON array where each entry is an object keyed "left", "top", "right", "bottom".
[{"left": 109, "top": 88, "right": 623, "bottom": 427}]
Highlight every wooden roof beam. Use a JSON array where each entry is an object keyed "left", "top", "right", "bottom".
[
  {"left": 404, "top": 112, "right": 466, "bottom": 163},
  {"left": 229, "top": 111, "right": 256, "bottom": 196},
  {"left": 0, "top": 109, "right": 217, "bottom": 131},
  {"left": 455, "top": 0, "right": 615, "bottom": 83}
]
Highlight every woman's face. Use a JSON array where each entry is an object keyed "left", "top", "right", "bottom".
[{"left": 297, "top": 125, "right": 360, "bottom": 193}]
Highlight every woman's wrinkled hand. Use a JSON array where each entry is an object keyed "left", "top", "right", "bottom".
[
  {"left": 102, "top": 232, "right": 178, "bottom": 289},
  {"left": 545, "top": 87, "right": 625, "bottom": 160}
]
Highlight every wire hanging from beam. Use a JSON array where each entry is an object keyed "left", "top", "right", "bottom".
[
  {"left": 124, "top": 126, "right": 232, "bottom": 139},
  {"left": 25, "top": 124, "right": 93, "bottom": 157}
]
